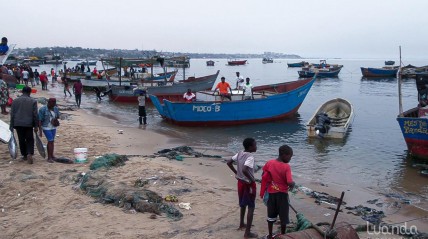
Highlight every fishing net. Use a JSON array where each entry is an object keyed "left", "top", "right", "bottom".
[
  {"left": 295, "top": 212, "right": 312, "bottom": 231},
  {"left": 156, "top": 146, "right": 222, "bottom": 160},
  {"left": 80, "top": 170, "right": 183, "bottom": 220},
  {"left": 89, "top": 154, "right": 129, "bottom": 170}
]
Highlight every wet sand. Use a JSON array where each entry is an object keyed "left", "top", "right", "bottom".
[{"left": 0, "top": 83, "right": 426, "bottom": 238}]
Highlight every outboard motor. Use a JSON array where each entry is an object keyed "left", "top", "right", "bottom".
[{"left": 315, "top": 112, "right": 331, "bottom": 138}]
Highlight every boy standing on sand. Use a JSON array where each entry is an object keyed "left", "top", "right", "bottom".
[
  {"left": 227, "top": 138, "right": 258, "bottom": 239},
  {"left": 260, "top": 145, "right": 296, "bottom": 239}
]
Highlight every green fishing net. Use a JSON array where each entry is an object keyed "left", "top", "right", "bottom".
[{"left": 89, "top": 154, "right": 128, "bottom": 170}]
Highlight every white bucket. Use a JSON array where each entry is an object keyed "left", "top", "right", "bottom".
[{"left": 74, "top": 148, "right": 88, "bottom": 163}]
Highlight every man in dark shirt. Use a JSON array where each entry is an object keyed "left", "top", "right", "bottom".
[
  {"left": 73, "top": 79, "right": 83, "bottom": 108},
  {"left": 10, "top": 86, "right": 38, "bottom": 164}
]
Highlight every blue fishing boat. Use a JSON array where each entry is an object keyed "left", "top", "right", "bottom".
[
  {"left": 149, "top": 77, "right": 315, "bottom": 126},
  {"left": 360, "top": 67, "right": 398, "bottom": 77},
  {"left": 397, "top": 73, "right": 428, "bottom": 159}
]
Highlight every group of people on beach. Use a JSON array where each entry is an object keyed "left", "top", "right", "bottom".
[
  {"left": 228, "top": 138, "right": 295, "bottom": 239},
  {"left": 9, "top": 86, "right": 60, "bottom": 164}
]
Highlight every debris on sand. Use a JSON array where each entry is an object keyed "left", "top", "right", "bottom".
[{"left": 345, "top": 205, "right": 385, "bottom": 225}]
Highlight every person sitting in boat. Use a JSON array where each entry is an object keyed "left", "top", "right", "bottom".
[
  {"left": 419, "top": 88, "right": 428, "bottom": 107},
  {"left": 183, "top": 88, "right": 196, "bottom": 102},
  {"left": 215, "top": 77, "right": 233, "bottom": 101},
  {"left": 242, "top": 77, "right": 254, "bottom": 100},
  {"left": 92, "top": 67, "right": 98, "bottom": 75},
  {"left": 235, "top": 72, "right": 244, "bottom": 90},
  {"left": 0, "top": 37, "right": 9, "bottom": 55}
]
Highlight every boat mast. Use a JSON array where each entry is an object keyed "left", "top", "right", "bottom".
[
  {"left": 119, "top": 57, "right": 122, "bottom": 86},
  {"left": 398, "top": 46, "right": 403, "bottom": 116}
]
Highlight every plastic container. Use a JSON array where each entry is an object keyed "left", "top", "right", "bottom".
[
  {"left": 15, "top": 84, "right": 25, "bottom": 90},
  {"left": 74, "top": 148, "right": 88, "bottom": 163}
]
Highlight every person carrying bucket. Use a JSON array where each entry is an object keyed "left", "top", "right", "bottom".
[{"left": 38, "top": 98, "right": 60, "bottom": 163}]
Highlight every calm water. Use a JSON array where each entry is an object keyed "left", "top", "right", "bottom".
[{"left": 37, "top": 58, "right": 428, "bottom": 206}]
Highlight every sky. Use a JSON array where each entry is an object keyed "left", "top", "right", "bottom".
[{"left": 4, "top": 0, "right": 428, "bottom": 59}]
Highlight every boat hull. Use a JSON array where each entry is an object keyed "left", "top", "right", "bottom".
[
  {"left": 298, "top": 68, "right": 342, "bottom": 78},
  {"left": 397, "top": 107, "right": 428, "bottom": 159},
  {"left": 150, "top": 78, "right": 315, "bottom": 126},
  {"left": 287, "top": 62, "right": 306, "bottom": 67},
  {"left": 109, "top": 71, "right": 219, "bottom": 103},
  {"left": 227, "top": 60, "right": 247, "bottom": 66},
  {"left": 306, "top": 98, "right": 354, "bottom": 139},
  {"left": 360, "top": 67, "right": 398, "bottom": 77}
]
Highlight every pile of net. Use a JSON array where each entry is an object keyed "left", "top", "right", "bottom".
[
  {"left": 90, "top": 154, "right": 129, "bottom": 170},
  {"left": 80, "top": 169, "right": 183, "bottom": 220},
  {"left": 156, "top": 146, "right": 222, "bottom": 160}
]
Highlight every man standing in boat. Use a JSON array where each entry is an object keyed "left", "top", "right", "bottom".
[
  {"left": 235, "top": 72, "right": 245, "bottom": 90},
  {"left": 215, "top": 77, "right": 233, "bottom": 101},
  {"left": 243, "top": 77, "right": 254, "bottom": 100}
]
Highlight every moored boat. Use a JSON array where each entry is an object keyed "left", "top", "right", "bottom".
[
  {"left": 298, "top": 60, "right": 343, "bottom": 78},
  {"left": 227, "top": 60, "right": 247, "bottom": 66},
  {"left": 287, "top": 61, "right": 308, "bottom": 67},
  {"left": 206, "top": 60, "right": 215, "bottom": 66},
  {"left": 397, "top": 73, "right": 428, "bottom": 159},
  {"left": 262, "top": 58, "right": 273, "bottom": 64},
  {"left": 298, "top": 66, "right": 343, "bottom": 78},
  {"left": 385, "top": 60, "right": 395, "bottom": 65},
  {"left": 108, "top": 70, "right": 219, "bottom": 103},
  {"left": 149, "top": 77, "right": 315, "bottom": 126},
  {"left": 360, "top": 66, "right": 398, "bottom": 77},
  {"left": 306, "top": 98, "right": 354, "bottom": 138}
]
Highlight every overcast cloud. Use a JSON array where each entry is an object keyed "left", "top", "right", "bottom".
[{"left": 4, "top": 0, "right": 428, "bottom": 58}]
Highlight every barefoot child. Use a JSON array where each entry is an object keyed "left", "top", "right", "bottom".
[
  {"left": 227, "top": 138, "right": 258, "bottom": 238},
  {"left": 260, "top": 145, "right": 296, "bottom": 239}
]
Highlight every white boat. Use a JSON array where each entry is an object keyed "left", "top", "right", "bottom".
[{"left": 306, "top": 98, "right": 354, "bottom": 139}]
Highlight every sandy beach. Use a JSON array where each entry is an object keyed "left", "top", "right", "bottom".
[{"left": 0, "top": 83, "right": 426, "bottom": 239}]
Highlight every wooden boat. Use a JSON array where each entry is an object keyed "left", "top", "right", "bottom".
[
  {"left": 108, "top": 70, "right": 219, "bottom": 103},
  {"left": 287, "top": 61, "right": 307, "bottom": 67},
  {"left": 397, "top": 73, "right": 428, "bottom": 159},
  {"left": 252, "top": 78, "right": 314, "bottom": 93},
  {"left": 298, "top": 66, "right": 343, "bottom": 78},
  {"left": 385, "top": 60, "right": 395, "bottom": 65},
  {"left": 298, "top": 60, "right": 343, "bottom": 78},
  {"left": 64, "top": 68, "right": 118, "bottom": 81},
  {"left": 149, "top": 77, "right": 315, "bottom": 126},
  {"left": 227, "top": 60, "right": 247, "bottom": 66},
  {"left": 206, "top": 60, "right": 215, "bottom": 66},
  {"left": 306, "top": 98, "right": 354, "bottom": 138},
  {"left": 360, "top": 66, "right": 398, "bottom": 77},
  {"left": 262, "top": 58, "right": 273, "bottom": 64},
  {"left": 76, "top": 60, "right": 98, "bottom": 66}
]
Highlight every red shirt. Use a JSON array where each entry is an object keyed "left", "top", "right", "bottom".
[
  {"left": 215, "top": 82, "right": 231, "bottom": 94},
  {"left": 73, "top": 82, "right": 83, "bottom": 94},
  {"left": 260, "top": 159, "right": 293, "bottom": 198},
  {"left": 39, "top": 74, "right": 48, "bottom": 82}
]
